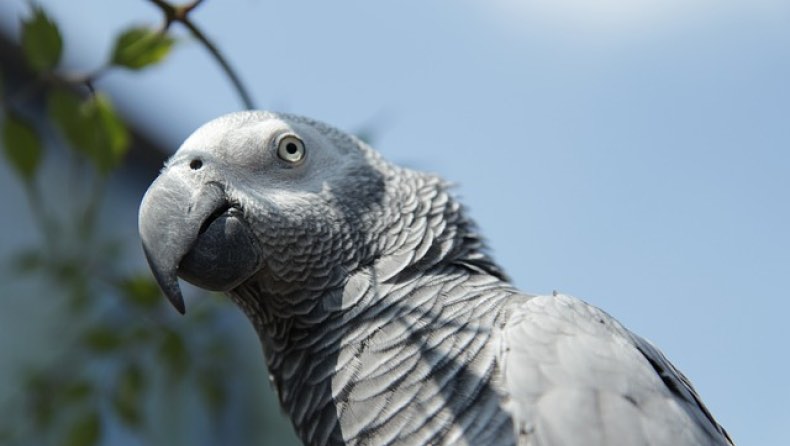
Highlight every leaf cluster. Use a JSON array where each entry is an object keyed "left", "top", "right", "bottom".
[
  {"left": 0, "top": 3, "right": 257, "bottom": 445},
  {"left": 3, "top": 5, "right": 177, "bottom": 182}
]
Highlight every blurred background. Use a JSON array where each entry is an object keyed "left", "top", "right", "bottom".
[{"left": 0, "top": 1, "right": 787, "bottom": 445}]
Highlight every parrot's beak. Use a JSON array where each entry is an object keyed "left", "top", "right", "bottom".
[{"left": 138, "top": 169, "right": 262, "bottom": 314}]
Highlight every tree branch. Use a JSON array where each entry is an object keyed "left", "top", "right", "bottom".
[
  {"left": 180, "top": 17, "right": 255, "bottom": 109},
  {"left": 146, "top": 0, "right": 256, "bottom": 109}
]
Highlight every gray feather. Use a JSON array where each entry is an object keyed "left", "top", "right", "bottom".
[{"left": 138, "top": 111, "right": 733, "bottom": 446}]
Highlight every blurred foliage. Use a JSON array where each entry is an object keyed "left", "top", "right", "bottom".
[
  {"left": 0, "top": 2, "right": 286, "bottom": 445},
  {"left": 48, "top": 88, "right": 130, "bottom": 173},
  {"left": 111, "top": 27, "right": 175, "bottom": 70},
  {"left": 1, "top": 112, "right": 42, "bottom": 180},
  {"left": 20, "top": 5, "right": 62, "bottom": 72}
]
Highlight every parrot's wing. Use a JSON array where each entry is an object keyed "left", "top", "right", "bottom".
[{"left": 500, "top": 294, "right": 733, "bottom": 446}]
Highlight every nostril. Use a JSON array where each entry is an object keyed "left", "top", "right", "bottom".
[{"left": 190, "top": 159, "right": 203, "bottom": 170}]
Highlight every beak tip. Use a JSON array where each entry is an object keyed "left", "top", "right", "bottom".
[
  {"left": 141, "top": 241, "right": 188, "bottom": 315},
  {"left": 155, "top": 273, "right": 188, "bottom": 315},
  {"left": 158, "top": 273, "right": 187, "bottom": 315},
  {"left": 169, "top": 292, "right": 187, "bottom": 315}
]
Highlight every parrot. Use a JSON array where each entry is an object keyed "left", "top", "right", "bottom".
[{"left": 139, "top": 111, "right": 733, "bottom": 446}]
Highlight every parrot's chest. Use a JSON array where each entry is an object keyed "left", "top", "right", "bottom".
[
  {"left": 258, "top": 269, "right": 520, "bottom": 445},
  {"left": 328, "top": 329, "right": 516, "bottom": 446}
]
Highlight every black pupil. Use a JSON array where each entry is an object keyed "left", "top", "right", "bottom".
[
  {"left": 286, "top": 142, "right": 299, "bottom": 155},
  {"left": 190, "top": 159, "right": 203, "bottom": 170}
]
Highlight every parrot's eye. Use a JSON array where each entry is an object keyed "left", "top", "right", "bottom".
[{"left": 276, "top": 134, "right": 306, "bottom": 164}]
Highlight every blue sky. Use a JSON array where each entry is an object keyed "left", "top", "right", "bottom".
[{"left": 2, "top": 1, "right": 789, "bottom": 444}]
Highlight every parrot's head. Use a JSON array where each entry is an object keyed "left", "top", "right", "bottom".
[{"left": 139, "top": 111, "right": 392, "bottom": 314}]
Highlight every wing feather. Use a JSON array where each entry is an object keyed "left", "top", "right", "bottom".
[{"left": 500, "top": 294, "right": 733, "bottom": 446}]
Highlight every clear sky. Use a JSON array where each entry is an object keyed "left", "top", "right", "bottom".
[{"left": 2, "top": 1, "right": 788, "bottom": 444}]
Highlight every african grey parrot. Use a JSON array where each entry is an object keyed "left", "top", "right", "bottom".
[{"left": 138, "top": 111, "right": 733, "bottom": 446}]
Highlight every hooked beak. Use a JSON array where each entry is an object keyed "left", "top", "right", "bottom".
[{"left": 138, "top": 169, "right": 262, "bottom": 314}]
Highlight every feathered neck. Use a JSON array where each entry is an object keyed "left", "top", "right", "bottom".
[
  {"left": 231, "top": 164, "right": 507, "bottom": 327},
  {"left": 227, "top": 168, "right": 516, "bottom": 445}
]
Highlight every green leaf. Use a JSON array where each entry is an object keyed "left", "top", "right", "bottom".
[
  {"left": 24, "top": 370, "right": 50, "bottom": 392},
  {"left": 112, "top": 364, "right": 146, "bottom": 427},
  {"left": 48, "top": 87, "right": 93, "bottom": 150},
  {"left": 119, "top": 275, "right": 161, "bottom": 309},
  {"left": 65, "top": 411, "right": 101, "bottom": 446},
  {"left": 62, "top": 380, "right": 93, "bottom": 404},
  {"left": 82, "top": 326, "right": 123, "bottom": 353},
  {"left": 198, "top": 371, "right": 226, "bottom": 416},
  {"left": 68, "top": 285, "right": 92, "bottom": 311},
  {"left": 1, "top": 113, "right": 42, "bottom": 181},
  {"left": 130, "top": 326, "right": 154, "bottom": 343},
  {"left": 21, "top": 6, "right": 62, "bottom": 72},
  {"left": 111, "top": 27, "right": 174, "bottom": 70},
  {"left": 90, "top": 93, "right": 129, "bottom": 172},
  {"left": 10, "top": 248, "right": 45, "bottom": 274},
  {"left": 27, "top": 375, "right": 55, "bottom": 428},
  {"left": 159, "top": 330, "right": 188, "bottom": 378},
  {"left": 47, "top": 89, "right": 129, "bottom": 173}
]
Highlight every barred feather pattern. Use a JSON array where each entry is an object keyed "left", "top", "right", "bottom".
[
  {"left": 231, "top": 161, "right": 520, "bottom": 445},
  {"left": 140, "top": 111, "right": 734, "bottom": 446},
  {"left": 221, "top": 112, "right": 732, "bottom": 446}
]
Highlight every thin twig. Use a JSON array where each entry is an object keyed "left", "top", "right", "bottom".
[
  {"left": 180, "top": 17, "right": 256, "bottom": 109},
  {"left": 146, "top": 0, "right": 176, "bottom": 21},
  {"left": 146, "top": 0, "right": 255, "bottom": 109},
  {"left": 180, "top": 0, "right": 205, "bottom": 17},
  {"left": 77, "top": 172, "right": 107, "bottom": 243},
  {"left": 23, "top": 181, "right": 59, "bottom": 256}
]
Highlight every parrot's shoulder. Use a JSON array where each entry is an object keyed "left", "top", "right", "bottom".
[{"left": 496, "top": 293, "right": 733, "bottom": 445}]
